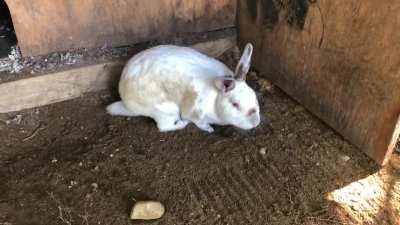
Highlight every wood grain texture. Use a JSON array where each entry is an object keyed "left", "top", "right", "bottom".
[
  {"left": 0, "top": 62, "right": 123, "bottom": 113},
  {"left": 5, "top": 0, "right": 236, "bottom": 56},
  {"left": 238, "top": 0, "right": 400, "bottom": 165},
  {"left": 0, "top": 37, "right": 236, "bottom": 114}
]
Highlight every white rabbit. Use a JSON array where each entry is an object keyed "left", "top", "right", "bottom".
[{"left": 106, "top": 43, "right": 260, "bottom": 132}]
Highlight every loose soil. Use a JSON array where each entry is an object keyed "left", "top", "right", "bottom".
[{"left": 0, "top": 49, "right": 399, "bottom": 225}]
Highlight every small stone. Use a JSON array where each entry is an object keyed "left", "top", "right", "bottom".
[
  {"left": 110, "top": 154, "right": 114, "bottom": 158},
  {"left": 51, "top": 158, "right": 58, "bottom": 163},
  {"left": 91, "top": 183, "right": 98, "bottom": 189},
  {"left": 259, "top": 147, "right": 267, "bottom": 155},
  {"left": 258, "top": 79, "right": 274, "bottom": 93},
  {"left": 68, "top": 180, "right": 78, "bottom": 189},
  {"left": 12, "top": 114, "right": 22, "bottom": 124},
  {"left": 341, "top": 155, "right": 350, "bottom": 162},
  {"left": 294, "top": 105, "right": 304, "bottom": 113},
  {"left": 14, "top": 115, "right": 22, "bottom": 123},
  {"left": 130, "top": 201, "right": 165, "bottom": 220}
]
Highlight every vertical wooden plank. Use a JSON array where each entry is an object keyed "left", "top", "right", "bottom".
[{"left": 238, "top": 0, "right": 400, "bottom": 165}]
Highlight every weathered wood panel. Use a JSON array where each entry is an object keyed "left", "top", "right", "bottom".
[
  {"left": 238, "top": 0, "right": 400, "bottom": 165},
  {"left": 5, "top": 0, "right": 236, "bottom": 56}
]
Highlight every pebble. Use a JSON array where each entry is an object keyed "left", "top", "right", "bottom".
[
  {"left": 6, "top": 114, "right": 22, "bottom": 125},
  {"left": 258, "top": 79, "right": 274, "bottom": 93},
  {"left": 91, "top": 183, "right": 98, "bottom": 189},
  {"left": 259, "top": 147, "right": 267, "bottom": 155},
  {"left": 341, "top": 155, "right": 351, "bottom": 162},
  {"left": 294, "top": 105, "right": 305, "bottom": 113},
  {"left": 68, "top": 180, "right": 78, "bottom": 189},
  {"left": 130, "top": 201, "right": 165, "bottom": 220}
]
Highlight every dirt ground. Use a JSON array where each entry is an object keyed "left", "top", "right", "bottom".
[{"left": 0, "top": 49, "right": 399, "bottom": 225}]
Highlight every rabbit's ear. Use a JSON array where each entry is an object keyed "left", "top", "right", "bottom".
[
  {"left": 215, "top": 77, "right": 236, "bottom": 93},
  {"left": 235, "top": 43, "right": 253, "bottom": 81}
]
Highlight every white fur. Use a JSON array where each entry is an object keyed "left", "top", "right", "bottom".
[
  {"left": 107, "top": 44, "right": 260, "bottom": 132},
  {"left": 106, "top": 101, "right": 137, "bottom": 116}
]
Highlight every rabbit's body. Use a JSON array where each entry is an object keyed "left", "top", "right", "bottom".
[{"left": 107, "top": 44, "right": 260, "bottom": 132}]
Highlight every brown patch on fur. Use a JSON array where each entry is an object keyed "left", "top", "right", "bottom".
[
  {"left": 189, "top": 109, "right": 202, "bottom": 121},
  {"left": 120, "top": 74, "right": 200, "bottom": 119},
  {"left": 157, "top": 77, "right": 199, "bottom": 120},
  {"left": 180, "top": 89, "right": 199, "bottom": 120}
]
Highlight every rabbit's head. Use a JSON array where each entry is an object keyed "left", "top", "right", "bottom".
[{"left": 214, "top": 43, "right": 260, "bottom": 130}]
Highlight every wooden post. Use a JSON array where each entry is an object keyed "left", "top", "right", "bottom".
[{"left": 238, "top": 0, "right": 400, "bottom": 165}]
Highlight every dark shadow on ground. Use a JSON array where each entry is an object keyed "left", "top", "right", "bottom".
[{"left": 0, "top": 0, "right": 17, "bottom": 58}]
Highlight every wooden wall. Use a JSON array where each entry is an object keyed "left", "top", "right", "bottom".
[
  {"left": 5, "top": 0, "right": 236, "bottom": 56},
  {"left": 238, "top": 0, "right": 400, "bottom": 165}
]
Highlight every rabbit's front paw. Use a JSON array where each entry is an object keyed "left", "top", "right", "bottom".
[
  {"left": 195, "top": 122, "right": 214, "bottom": 133},
  {"left": 156, "top": 116, "right": 188, "bottom": 132},
  {"left": 204, "top": 126, "right": 215, "bottom": 133},
  {"left": 174, "top": 119, "right": 189, "bottom": 129}
]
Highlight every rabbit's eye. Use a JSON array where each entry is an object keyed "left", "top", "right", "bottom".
[{"left": 232, "top": 102, "right": 240, "bottom": 109}]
